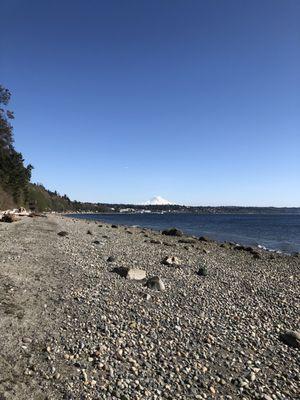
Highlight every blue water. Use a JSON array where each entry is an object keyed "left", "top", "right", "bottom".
[{"left": 68, "top": 213, "right": 300, "bottom": 253}]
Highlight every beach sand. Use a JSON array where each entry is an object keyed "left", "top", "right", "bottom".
[{"left": 0, "top": 214, "right": 299, "bottom": 399}]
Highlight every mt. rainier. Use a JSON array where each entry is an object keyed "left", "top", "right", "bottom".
[{"left": 144, "top": 196, "right": 172, "bottom": 205}]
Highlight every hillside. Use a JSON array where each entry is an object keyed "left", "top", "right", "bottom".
[{"left": 26, "top": 183, "right": 111, "bottom": 213}]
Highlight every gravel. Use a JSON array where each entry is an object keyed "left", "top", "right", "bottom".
[{"left": 0, "top": 214, "right": 299, "bottom": 399}]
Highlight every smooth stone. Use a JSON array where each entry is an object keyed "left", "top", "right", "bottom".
[
  {"left": 112, "top": 267, "right": 146, "bottom": 280},
  {"left": 162, "top": 256, "right": 181, "bottom": 266},
  {"left": 126, "top": 268, "right": 146, "bottom": 280}
]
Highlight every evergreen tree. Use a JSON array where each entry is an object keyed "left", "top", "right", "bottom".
[{"left": 0, "top": 85, "right": 33, "bottom": 206}]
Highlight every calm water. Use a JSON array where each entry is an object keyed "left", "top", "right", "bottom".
[{"left": 68, "top": 213, "right": 300, "bottom": 253}]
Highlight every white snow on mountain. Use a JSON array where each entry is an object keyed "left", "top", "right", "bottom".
[{"left": 144, "top": 196, "right": 172, "bottom": 205}]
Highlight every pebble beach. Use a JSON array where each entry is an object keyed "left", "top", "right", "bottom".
[{"left": 0, "top": 214, "right": 299, "bottom": 400}]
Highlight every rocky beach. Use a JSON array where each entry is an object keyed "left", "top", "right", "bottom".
[{"left": 0, "top": 214, "right": 299, "bottom": 400}]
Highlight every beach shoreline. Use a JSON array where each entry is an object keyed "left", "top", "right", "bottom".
[
  {"left": 65, "top": 212, "right": 300, "bottom": 255},
  {"left": 0, "top": 214, "right": 299, "bottom": 399}
]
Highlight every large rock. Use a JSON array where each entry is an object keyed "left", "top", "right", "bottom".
[
  {"left": 145, "top": 276, "right": 165, "bottom": 291},
  {"left": 162, "top": 228, "right": 183, "bottom": 237},
  {"left": 162, "top": 256, "right": 181, "bottom": 266},
  {"left": 113, "top": 267, "right": 146, "bottom": 280},
  {"left": 280, "top": 330, "right": 300, "bottom": 348},
  {"left": 126, "top": 269, "right": 146, "bottom": 280}
]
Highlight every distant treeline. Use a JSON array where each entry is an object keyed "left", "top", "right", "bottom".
[{"left": 98, "top": 203, "right": 300, "bottom": 215}]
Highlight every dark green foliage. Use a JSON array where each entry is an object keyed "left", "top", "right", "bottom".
[
  {"left": 0, "top": 85, "right": 33, "bottom": 208},
  {"left": 27, "top": 183, "right": 112, "bottom": 213},
  {"left": 27, "top": 183, "right": 72, "bottom": 212}
]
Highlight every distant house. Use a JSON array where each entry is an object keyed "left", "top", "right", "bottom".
[{"left": 120, "top": 208, "right": 135, "bottom": 213}]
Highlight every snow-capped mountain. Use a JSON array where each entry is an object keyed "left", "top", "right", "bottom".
[{"left": 144, "top": 196, "right": 172, "bottom": 206}]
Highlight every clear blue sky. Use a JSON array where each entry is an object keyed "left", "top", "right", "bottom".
[{"left": 1, "top": 0, "right": 299, "bottom": 206}]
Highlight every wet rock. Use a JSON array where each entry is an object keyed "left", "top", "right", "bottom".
[
  {"left": 220, "top": 242, "right": 232, "bottom": 249},
  {"left": 234, "top": 245, "right": 262, "bottom": 258},
  {"left": 252, "top": 251, "right": 261, "bottom": 259},
  {"left": 280, "top": 330, "right": 300, "bottom": 348},
  {"left": 199, "top": 236, "right": 213, "bottom": 243},
  {"left": 178, "top": 238, "right": 197, "bottom": 244},
  {"left": 162, "top": 228, "right": 183, "bottom": 237},
  {"left": 145, "top": 276, "right": 165, "bottom": 291},
  {"left": 234, "top": 244, "right": 250, "bottom": 251}
]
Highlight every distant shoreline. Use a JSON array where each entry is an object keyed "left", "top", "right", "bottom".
[{"left": 63, "top": 209, "right": 300, "bottom": 215}]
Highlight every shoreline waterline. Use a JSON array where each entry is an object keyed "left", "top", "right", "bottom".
[{"left": 65, "top": 212, "right": 300, "bottom": 254}]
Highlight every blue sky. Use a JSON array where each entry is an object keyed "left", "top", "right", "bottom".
[{"left": 1, "top": 0, "right": 299, "bottom": 206}]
